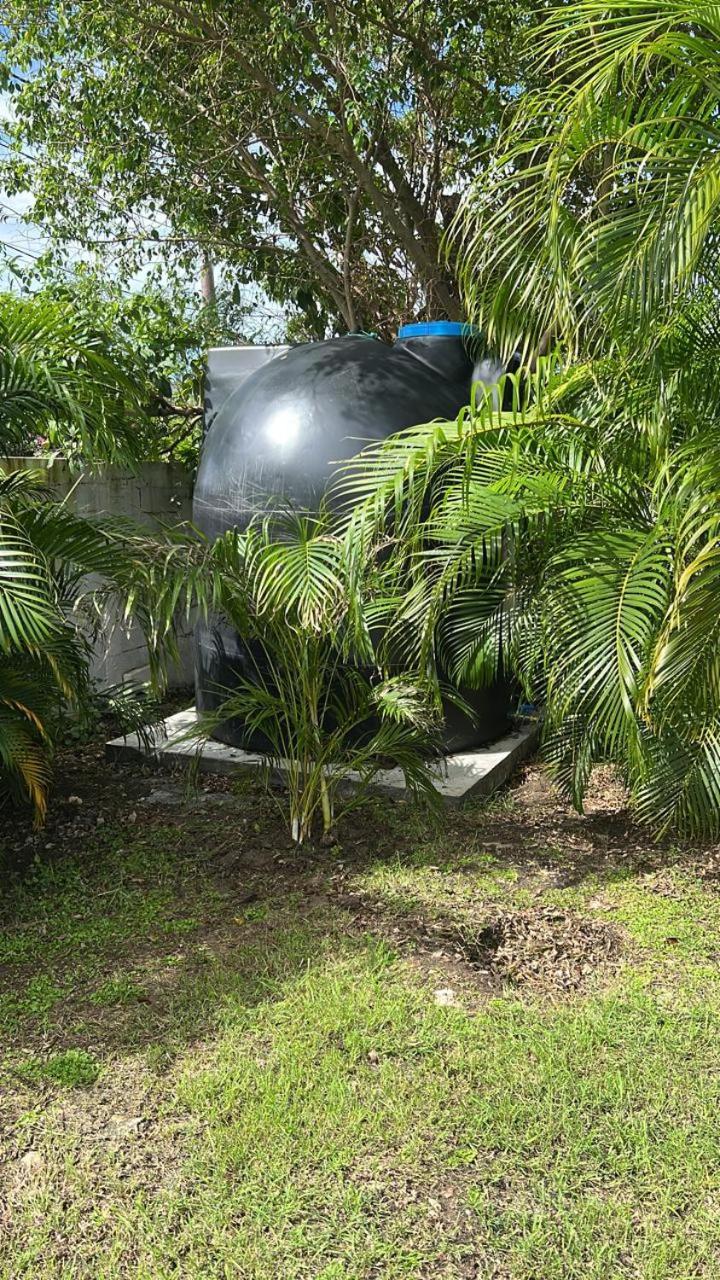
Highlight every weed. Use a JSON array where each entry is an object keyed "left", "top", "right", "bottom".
[{"left": 39, "top": 1049, "right": 101, "bottom": 1088}]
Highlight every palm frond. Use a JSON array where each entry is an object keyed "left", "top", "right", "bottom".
[
  {"left": 0, "top": 293, "right": 148, "bottom": 463},
  {"left": 452, "top": 0, "right": 720, "bottom": 357},
  {"left": 0, "top": 512, "right": 59, "bottom": 653}
]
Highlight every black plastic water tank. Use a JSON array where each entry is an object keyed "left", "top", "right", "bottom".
[{"left": 194, "top": 323, "right": 512, "bottom": 751}]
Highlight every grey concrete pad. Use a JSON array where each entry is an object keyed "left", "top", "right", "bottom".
[{"left": 107, "top": 707, "right": 539, "bottom": 806}]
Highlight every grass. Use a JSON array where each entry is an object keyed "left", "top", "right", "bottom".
[{"left": 2, "top": 764, "right": 720, "bottom": 1277}]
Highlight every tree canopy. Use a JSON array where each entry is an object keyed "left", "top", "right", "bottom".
[{"left": 1, "top": 0, "right": 535, "bottom": 337}]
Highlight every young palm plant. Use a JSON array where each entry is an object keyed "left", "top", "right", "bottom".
[
  {"left": 0, "top": 462, "right": 199, "bottom": 821},
  {"left": 0, "top": 291, "right": 148, "bottom": 462},
  {"left": 190, "top": 511, "right": 442, "bottom": 844}
]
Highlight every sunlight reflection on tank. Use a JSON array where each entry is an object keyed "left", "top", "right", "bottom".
[{"left": 264, "top": 406, "right": 301, "bottom": 449}]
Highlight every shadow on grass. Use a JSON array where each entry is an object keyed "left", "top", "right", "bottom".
[
  {"left": 0, "top": 801, "right": 368, "bottom": 1080},
  {"left": 0, "top": 759, "right": 691, "bottom": 1085}
]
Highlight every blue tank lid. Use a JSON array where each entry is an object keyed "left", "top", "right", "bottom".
[{"left": 397, "top": 320, "right": 479, "bottom": 339}]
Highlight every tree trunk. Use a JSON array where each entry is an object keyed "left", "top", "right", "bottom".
[{"left": 200, "top": 248, "right": 217, "bottom": 306}]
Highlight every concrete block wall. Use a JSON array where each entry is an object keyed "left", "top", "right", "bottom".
[{"left": 3, "top": 457, "right": 195, "bottom": 690}]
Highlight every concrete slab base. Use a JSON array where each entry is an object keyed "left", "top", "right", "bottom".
[{"left": 107, "top": 707, "right": 539, "bottom": 807}]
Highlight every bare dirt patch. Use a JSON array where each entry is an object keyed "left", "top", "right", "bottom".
[
  {"left": 448, "top": 905, "right": 622, "bottom": 994},
  {"left": 335, "top": 876, "right": 624, "bottom": 999},
  {"left": 393, "top": 905, "right": 623, "bottom": 999}
]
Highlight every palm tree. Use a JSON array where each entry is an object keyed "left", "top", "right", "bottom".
[
  {"left": 336, "top": 0, "right": 720, "bottom": 838},
  {"left": 452, "top": 0, "right": 720, "bottom": 362},
  {"left": 0, "top": 292, "right": 188, "bottom": 821},
  {"left": 338, "top": 311, "right": 720, "bottom": 836}
]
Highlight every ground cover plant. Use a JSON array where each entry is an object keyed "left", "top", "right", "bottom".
[{"left": 3, "top": 740, "right": 720, "bottom": 1278}]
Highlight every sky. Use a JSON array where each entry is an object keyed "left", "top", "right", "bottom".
[
  {"left": 0, "top": 90, "right": 48, "bottom": 272},
  {"left": 0, "top": 188, "right": 49, "bottom": 269}
]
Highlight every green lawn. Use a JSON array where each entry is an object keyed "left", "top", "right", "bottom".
[{"left": 2, "top": 765, "right": 720, "bottom": 1278}]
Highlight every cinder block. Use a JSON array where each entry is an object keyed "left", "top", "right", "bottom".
[
  {"left": 122, "top": 664, "right": 152, "bottom": 686},
  {"left": 4, "top": 455, "right": 195, "bottom": 690}
]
